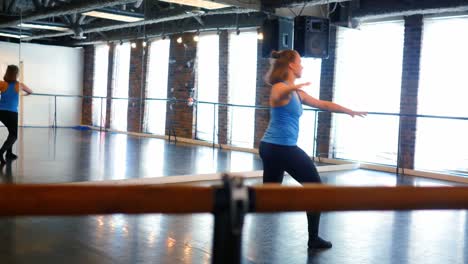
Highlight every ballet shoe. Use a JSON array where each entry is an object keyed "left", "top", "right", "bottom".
[
  {"left": 5, "top": 153, "right": 17, "bottom": 160},
  {"left": 308, "top": 237, "right": 332, "bottom": 250}
]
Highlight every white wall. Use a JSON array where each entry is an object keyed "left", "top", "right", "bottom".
[{"left": 0, "top": 41, "right": 84, "bottom": 127}]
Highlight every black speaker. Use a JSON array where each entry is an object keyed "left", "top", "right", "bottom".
[
  {"left": 261, "top": 18, "right": 294, "bottom": 58},
  {"left": 294, "top": 16, "right": 330, "bottom": 58}
]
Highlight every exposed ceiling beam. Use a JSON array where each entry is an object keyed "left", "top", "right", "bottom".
[
  {"left": 23, "top": 7, "right": 258, "bottom": 41},
  {"left": 77, "top": 14, "right": 86, "bottom": 25},
  {"left": 32, "top": 0, "right": 42, "bottom": 10},
  {"left": 70, "top": 13, "right": 266, "bottom": 45},
  {"left": 134, "top": 0, "right": 143, "bottom": 9},
  {"left": 354, "top": 0, "right": 468, "bottom": 21},
  {"left": 262, "top": 0, "right": 350, "bottom": 8},
  {"left": 193, "top": 16, "right": 204, "bottom": 26},
  {"left": 0, "top": 0, "right": 138, "bottom": 28},
  {"left": 7, "top": 0, "right": 18, "bottom": 13}
]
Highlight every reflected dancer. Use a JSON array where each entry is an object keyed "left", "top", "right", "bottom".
[{"left": 0, "top": 65, "right": 33, "bottom": 163}]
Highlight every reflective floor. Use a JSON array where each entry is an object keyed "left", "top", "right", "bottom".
[
  {"left": 0, "top": 128, "right": 466, "bottom": 264},
  {"left": 0, "top": 128, "right": 264, "bottom": 183}
]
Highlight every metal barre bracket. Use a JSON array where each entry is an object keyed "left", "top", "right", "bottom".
[{"left": 212, "top": 174, "right": 254, "bottom": 264}]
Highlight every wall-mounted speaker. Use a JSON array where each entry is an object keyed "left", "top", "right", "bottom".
[
  {"left": 261, "top": 18, "right": 294, "bottom": 58},
  {"left": 294, "top": 16, "right": 330, "bottom": 58}
]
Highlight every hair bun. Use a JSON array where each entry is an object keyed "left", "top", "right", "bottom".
[{"left": 271, "top": 50, "right": 281, "bottom": 59}]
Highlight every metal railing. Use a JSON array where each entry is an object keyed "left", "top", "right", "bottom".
[{"left": 23, "top": 93, "right": 468, "bottom": 177}]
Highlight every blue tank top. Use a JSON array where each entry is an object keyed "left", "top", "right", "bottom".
[
  {"left": 262, "top": 90, "right": 303, "bottom": 146},
  {"left": 0, "top": 82, "right": 19, "bottom": 113}
]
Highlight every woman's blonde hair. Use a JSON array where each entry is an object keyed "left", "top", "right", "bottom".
[{"left": 265, "top": 49, "right": 298, "bottom": 85}]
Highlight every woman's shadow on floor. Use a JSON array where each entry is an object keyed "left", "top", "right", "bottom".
[{"left": 0, "top": 161, "right": 13, "bottom": 183}]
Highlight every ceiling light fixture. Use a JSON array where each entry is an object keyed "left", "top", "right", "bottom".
[
  {"left": 83, "top": 8, "right": 144, "bottom": 22},
  {"left": 0, "top": 29, "right": 31, "bottom": 39},
  {"left": 157, "top": 0, "right": 229, "bottom": 10},
  {"left": 18, "top": 22, "right": 69, "bottom": 32}
]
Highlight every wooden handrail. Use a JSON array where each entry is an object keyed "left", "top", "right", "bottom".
[
  {"left": 1, "top": 184, "right": 468, "bottom": 216},
  {"left": 254, "top": 184, "right": 468, "bottom": 212},
  {"left": 0, "top": 185, "right": 214, "bottom": 216}
]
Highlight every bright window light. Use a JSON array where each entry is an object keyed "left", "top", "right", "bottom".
[
  {"left": 296, "top": 58, "right": 322, "bottom": 156},
  {"left": 333, "top": 21, "right": 404, "bottom": 165},
  {"left": 228, "top": 30, "right": 257, "bottom": 148},
  {"left": 195, "top": 33, "right": 219, "bottom": 142},
  {"left": 145, "top": 38, "right": 170, "bottom": 135},
  {"left": 415, "top": 16, "right": 468, "bottom": 174},
  {"left": 92, "top": 44, "right": 109, "bottom": 127},
  {"left": 111, "top": 42, "right": 131, "bottom": 131}
]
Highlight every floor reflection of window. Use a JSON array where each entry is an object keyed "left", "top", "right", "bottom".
[
  {"left": 195, "top": 33, "right": 219, "bottom": 142},
  {"left": 142, "top": 139, "right": 166, "bottom": 177},
  {"left": 415, "top": 17, "right": 468, "bottom": 174},
  {"left": 92, "top": 44, "right": 109, "bottom": 127},
  {"left": 296, "top": 58, "right": 321, "bottom": 156},
  {"left": 333, "top": 22, "right": 404, "bottom": 165},
  {"left": 229, "top": 151, "right": 254, "bottom": 173},
  {"left": 228, "top": 31, "right": 257, "bottom": 148},
  {"left": 145, "top": 38, "right": 170, "bottom": 136},
  {"left": 195, "top": 147, "right": 218, "bottom": 174},
  {"left": 110, "top": 42, "right": 131, "bottom": 131},
  {"left": 109, "top": 134, "right": 127, "bottom": 180}
]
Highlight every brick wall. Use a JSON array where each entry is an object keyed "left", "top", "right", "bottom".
[
  {"left": 316, "top": 26, "right": 338, "bottom": 158},
  {"left": 127, "top": 40, "right": 148, "bottom": 133},
  {"left": 166, "top": 33, "right": 197, "bottom": 139},
  {"left": 218, "top": 30, "right": 229, "bottom": 145},
  {"left": 399, "top": 15, "right": 423, "bottom": 169},
  {"left": 81, "top": 46, "right": 94, "bottom": 126}
]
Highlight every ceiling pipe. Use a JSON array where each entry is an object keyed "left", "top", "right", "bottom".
[
  {"left": 0, "top": 0, "right": 138, "bottom": 28},
  {"left": 134, "top": 0, "right": 143, "bottom": 9},
  {"left": 23, "top": 7, "right": 257, "bottom": 41}
]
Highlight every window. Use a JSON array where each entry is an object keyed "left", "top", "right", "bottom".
[
  {"left": 297, "top": 58, "right": 322, "bottom": 156},
  {"left": 195, "top": 33, "right": 219, "bottom": 142},
  {"left": 110, "top": 42, "right": 131, "bottom": 131},
  {"left": 228, "top": 31, "right": 257, "bottom": 148},
  {"left": 415, "top": 16, "right": 468, "bottom": 173},
  {"left": 92, "top": 44, "right": 109, "bottom": 127},
  {"left": 333, "top": 22, "right": 404, "bottom": 165},
  {"left": 145, "top": 38, "right": 170, "bottom": 135}
]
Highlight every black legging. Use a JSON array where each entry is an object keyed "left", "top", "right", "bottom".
[
  {"left": 259, "top": 141, "right": 322, "bottom": 240},
  {"left": 0, "top": 110, "right": 18, "bottom": 154}
]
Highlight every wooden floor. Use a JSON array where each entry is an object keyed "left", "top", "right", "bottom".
[{"left": 0, "top": 128, "right": 466, "bottom": 264}]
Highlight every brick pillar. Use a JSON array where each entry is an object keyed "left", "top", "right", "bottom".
[
  {"left": 127, "top": 40, "right": 148, "bottom": 133},
  {"left": 316, "top": 26, "right": 338, "bottom": 158},
  {"left": 254, "top": 39, "right": 271, "bottom": 148},
  {"left": 105, "top": 44, "right": 115, "bottom": 129},
  {"left": 166, "top": 33, "right": 197, "bottom": 138},
  {"left": 81, "top": 46, "right": 94, "bottom": 126},
  {"left": 218, "top": 30, "right": 229, "bottom": 145},
  {"left": 399, "top": 15, "right": 423, "bottom": 169}
]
